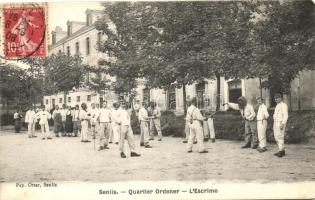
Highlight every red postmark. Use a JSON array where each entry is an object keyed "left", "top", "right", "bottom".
[{"left": 3, "top": 7, "right": 46, "bottom": 58}]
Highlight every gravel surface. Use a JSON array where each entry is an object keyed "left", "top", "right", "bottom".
[{"left": 1, "top": 129, "right": 315, "bottom": 182}]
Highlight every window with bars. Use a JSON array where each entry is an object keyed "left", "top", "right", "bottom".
[{"left": 86, "top": 37, "right": 90, "bottom": 55}]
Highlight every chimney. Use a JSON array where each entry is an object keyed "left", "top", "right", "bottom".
[{"left": 51, "top": 26, "right": 67, "bottom": 45}]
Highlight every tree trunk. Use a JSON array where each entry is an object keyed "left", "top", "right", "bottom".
[
  {"left": 259, "top": 78, "right": 263, "bottom": 99},
  {"left": 215, "top": 72, "right": 221, "bottom": 111},
  {"left": 288, "top": 87, "right": 292, "bottom": 112},
  {"left": 64, "top": 91, "right": 67, "bottom": 106},
  {"left": 182, "top": 83, "right": 187, "bottom": 115}
]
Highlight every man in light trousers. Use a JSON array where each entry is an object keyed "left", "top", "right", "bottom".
[
  {"left": 25, "top": 105, "right": 36, "bottom": 138},
  {"left": 149, "top": 102, "right": 163, "bottom": 141},
  {"left": 97, "top": 101, "right": 111, "bottom": 151},
  {"left": 273, "top": 93, "right": 288, "bottom": 158},
  {"left": 227, "top": 96, "right": 258, "bottom": 149},
  {"left": 119, "top": 102, "right": 141, "bottom": 158},
  {"left": 256, "top": 97, "right": 269, "bottom": 153},
  {"left": 187, "top": 97, "right": 208, "bottom": 153},
  {"left": 138, "top": 102, "right": 152, "bottom": 148}
]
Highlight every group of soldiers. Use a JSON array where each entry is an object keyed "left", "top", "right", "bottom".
[
  {"left": 23, "top": 100, "right": 164, "bottom": 158},
  {"left": 22, "top": 92, "right": 288, "bottom": 158}
]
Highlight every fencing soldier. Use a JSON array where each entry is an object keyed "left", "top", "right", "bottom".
[
  {"left": 183, "top": 98, "right": 192, "bottom": 143},
  {"left": 187, "top": 97, "right": 208, "bottom": 153},
  {"left": 226, "top": 96, "right": 258, "bottom": 149},
  {"left": 36, "top": 105, "right": 52, "bottom": 140},
  {"left": 204, "top": 110, "right": 216, "bottom": 143},
  {"left": 138, "top": 102, "right": 152, "bottom": 148},
  {"left": 80, "top": 103, "right": 91, "bottom": 143},
  {"left": 273, "top": 94, "right": 288, "bottom": 158},
  {"left": 97, "top": 101, "right": 111, "bottom": 151},
  {"left": 111, "top": 102, "right": 121, "bottom": 145},
  {"left": 72, "top": 104, "right": 81, "bottom": 137},
  {"left": 119, "top": 102, "right": 141, "bottom": 158},
  {"left": 25, "top": 105, "right": 36, "bottom": 138},
  {"left": 149, "top": 101, "right": 163, "bottom": 141},
  {"left": 52, "top": 105, "right": 63, "bottom": 137},
  {"left": 256, "top": 97, "right": 269, "bottom": 153}
]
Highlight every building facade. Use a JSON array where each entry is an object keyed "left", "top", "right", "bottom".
[{"left": 45, "top": 9, "right": 315, "bottom": 113}]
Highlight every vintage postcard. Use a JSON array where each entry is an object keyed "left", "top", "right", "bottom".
[{"left": 0, "top": 1, "right": 315, "bottom": 200}]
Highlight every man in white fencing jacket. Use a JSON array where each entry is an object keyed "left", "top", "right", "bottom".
[
  {"left": 256, "top": 97, "right": 269, "bottom": 153},
  {"left": 25, "top": 105, "right": 37, "bottom": 138},
  {"left": 97, "top": 101, "right": 111, "bottom": 151},
  {"left": 187, "top": 97, "right": 208, "bottom": 153},
  {"left": 273, "top": 93, "right": 288, "bottom": 158}
]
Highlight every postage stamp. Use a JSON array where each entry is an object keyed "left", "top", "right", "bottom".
[{"left": 1, "top": 4, "right": 47, "bottom": 59}]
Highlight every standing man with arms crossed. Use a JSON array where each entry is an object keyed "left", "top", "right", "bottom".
[
  {"left": 187, "top": 97, "right": 208, "bottom": 153},
  {"left": 273, "top": 94, "right": 288, "bottom": 158},
  {"left": 183, "top": 98, "right": 193, "bottom": 143},
  {"left": 226, "top": 96, "right": 258, "bottom": 149},
  {"left": 149, "top": 102, "right": 163, "bottom": 141},
  {"left": 138, "top": 102, "right": 152, "bottom": 148}
]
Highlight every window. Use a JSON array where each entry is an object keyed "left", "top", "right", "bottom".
[
  {"left": 167, "top": 87, "right": 176, "bottom": 110},
  {"left": 75, "top": 42, "right": 80, "bottom": 55},
  {"left": 66, "top": 46, "right": 70, "bottom": 56},
  {"left": 87, "top": 95, "right": 91, "bottom": 102},
  {"left": 196, "top": 82, "right": 205, "bottom": 109},
  {"left": 59, "top": 98, "right": 63, "bottom": 103},
  {"left": 46, "top": 99, "right": 48, "bottom": 105},
  {"left": 86, "top": 37, "right": 90, "bottom": 55},
  {"left": 143, "top": 88, "right": 150, "bottom": 104},
  {"left": 68, "top": 97, "right": 71, "bottom": 103},
  {"left": 77, "top": 96, "right": 80, "bottom": 102},
  {"left": 97, "top": 32, "right": 102, "bottom": 43},
  {"left": 52, "top": 99, "right": 55, "bottom": 105},
  {"left": 228, "top": 80, "right": 242, "bottom": 104}
]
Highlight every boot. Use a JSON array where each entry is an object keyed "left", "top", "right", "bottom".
[
  {"left": 140, "top": 142, "right": 144, "bottom": 147},
  {"left": 211, "top": 138, "right": 216, "bottom": 143},
  {"left": 144, "top": 145, "right": 152, "bottom": 148},
  {"left": 241, "top": 144, "right": 251, "bottom": 149},
  {"left": 120, "top": 152, "right": 126, "bottom": 158},
  {"left": 130, "top": 152, "right": 141, "bottom": 157},
  {"left": 277, "top": 150, "right": 285, "bottom": 157}
]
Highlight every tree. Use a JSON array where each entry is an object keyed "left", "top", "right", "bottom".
[
  {"left": 43, "top": 53, "right": 87, "bottom": 106},
  {"left": 251, "top": 0, "right": 315, "bottom": 107}
]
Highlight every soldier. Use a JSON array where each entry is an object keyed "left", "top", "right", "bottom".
[
  {"left": 183, "top": 98, "right": 194, "bottom": 143},
  {"left": 36, "top": 105, "right": 52, "bottom": 140},
  {"left": 80, "top": 103, "right": 91, "bottom": 143},
  {"left": 60, "top": 104, "right": 67, "bottom": 136},
  {"left": 72, "top": 104, "right": 81, "bottom": 137},
  {"left": 187, "top": 97, "right": 208, "bottom": 153},
  {"left": 52, "top": 105, "right": 63, "bottom": 137},
  {"left": 25, "top": 105, "right": 36, "bottom": 138},
  {"left": 119, "top": 102, "right": 141, "bottom": 158},
  {"left": 226, "top": 96, "right": 258, "bottom": 149},
  {"left": 89, "top": 103, "right": 100, "bottom": 140},
  {"left": 256, "top": 97, "right": 269, "bottom": 153},
  {"left": 138, "top": 102, "right": 152, "bottom": 148},
  {"left": 204, "top": 109, "right": 216, "bottom": 143},
  {"left": 97, "top": 101, "right": 111, "bottom": 151},
  {"left": 149, "top": 101, "right": 163, "bottom": 141},
  {"left": 111, "top": 102, "right": 121, "bottom": 145},
  {"left": 13, "top": 109, "right": 22, "bottom": 133},
  {"left": 273, "top": 94, "right": 288, "bottom": 158}
]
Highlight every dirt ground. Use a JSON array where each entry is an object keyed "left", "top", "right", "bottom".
[{"left": 0, "top": 129, "right": 315, "bottom": 183}]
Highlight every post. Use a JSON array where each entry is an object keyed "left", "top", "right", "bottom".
[{"left": 215, "top": 72, "right": 221, "bottom": 111}]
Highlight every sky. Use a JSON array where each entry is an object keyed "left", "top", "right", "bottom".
[{"left": 48, "top": 2, "right": 103, "bottom": 34}]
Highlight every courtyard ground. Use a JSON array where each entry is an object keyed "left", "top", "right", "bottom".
[{"left": 0, "top": 128, "right": 315, "bottom": 183}]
